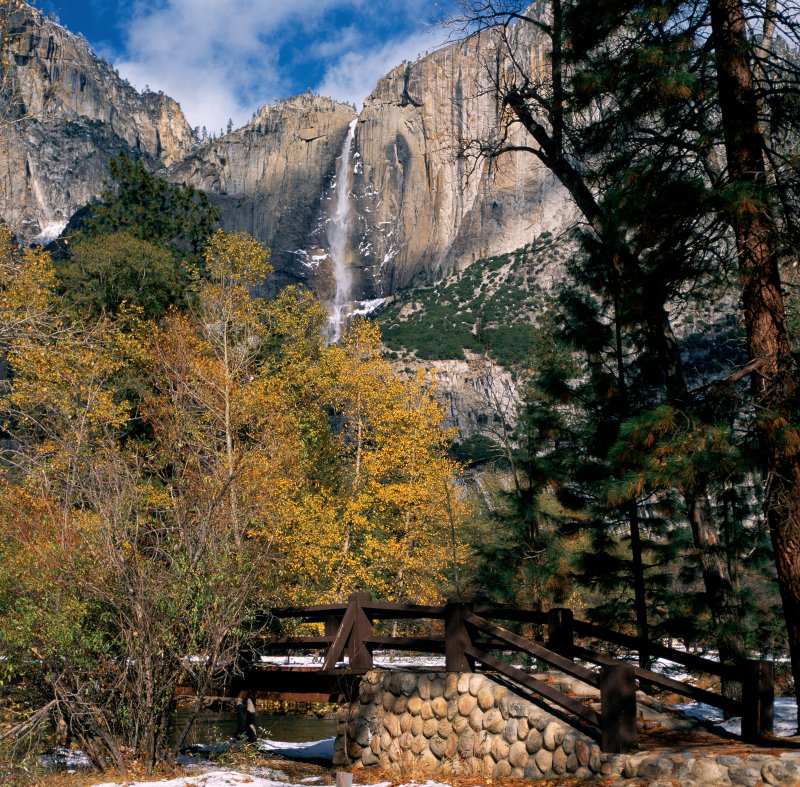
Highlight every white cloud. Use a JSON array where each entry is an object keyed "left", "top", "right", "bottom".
[
  {"left": 104, "top": 0, "right": 448, "bottom": 133},
  {"left": 314, "top": 28, "right": 449, "bottom": 109},
  {"left": 112, "top": 0, "right": 331, "bottom": 130}
]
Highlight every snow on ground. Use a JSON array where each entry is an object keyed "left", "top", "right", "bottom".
[
  {"left": 183, "top": 736, "right": 335, "bottom": 763},
  {"left": 678, "top": 697, "right": 798, "bottom": 737},
  {"left": 40, "top": 747, "right": 92, "bottom": 770},
  {"left": 258, "top": 652, "right": 446, "bottom": 669},
  {"left": 28, "top": 221, "right": 67, "bottom": 245},
  {"left": 351, "top": 298, "right": 387, "bottom": 317},
  {"left": 259, "top": 737, "right": 335, "bottom": 760},
  {"left": 93, "top": 771, "right": 317, "bottom": 787},
  {"left": 93, "top": 775, "right": 442, "bottom": 787}
]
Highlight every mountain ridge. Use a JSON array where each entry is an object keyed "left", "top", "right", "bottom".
[{"left": 0, "top": 0, "right": 573, "bottom": 304}]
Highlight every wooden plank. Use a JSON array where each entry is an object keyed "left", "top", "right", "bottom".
[
  {"left": 474, "top": 605, "right": 548, "bottom": 625},
  {"left": 175, "top": 686, "right": 345, "bottom": 703},
  {"left": 347, "top": 591, "right": 374, "bottom": 671},
  {"left": 573, "top": 646, "right": 741, "bottom": 714},
  {"left": 257, "top": 636, "right": 333, "bottom": 648},
  {"left": 466, "top": 645, "right": 600, "bottom": 727},
  {"left": 465, "top": 612, "right": 599, "bottom": 687},
  {"left": 742, "top": 660, "right": 774, "bottom": 740},
  {"left": 547, "top": 608, "right": 574, "bottom": 657},
  {"left": 573, "top": 619, "right": 738, "bottom": 680},
  {"left": 174, "top": 667, "right": 358, "bottom": 702},
  {"left": 267, "top": 603, "right": 350, "bottom": 619},
  {"left": 362, "top": 601, "right": 446, "bottom": 619},
  {"left": 446, "top": 601, "right": 475, "bottom": 672},
  {"left": 322, "top": 602, "right": 357, "bottom": 672},
  {"left": 599, "top": 664, "right": 637, "bottom": 753},
  {"left": 365, "top": 636, "right": 446, "bottom": 652}
]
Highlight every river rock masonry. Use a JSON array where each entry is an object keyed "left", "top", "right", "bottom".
[{"left": 333, "top": 669, "right": 603, "bottom": 780}]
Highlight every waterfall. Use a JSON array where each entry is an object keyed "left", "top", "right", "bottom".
[{"left": 325, "top": 118, "right": 358, "bottom": 343}]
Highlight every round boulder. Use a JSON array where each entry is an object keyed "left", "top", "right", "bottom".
[
  {"left": 535, "top": 747, "right": 553, "bottom": 774},
  {"left": 469, "top": 674, "right": 484, "bottom": 696},
  {"left": 432, "top": 697, "right": 448, "bottom": 719},
  {"left": 453, "top": 715, "right": 470, "bottom": 734},
  {"left": 458, "top": 693, "right": 477, "bottom": 716},
  {"left": 418, "top": 675, "right": 431, "bottom": 699},
  {"left": 458, "top": 729, "right": 475, "bottom": 757},
  {"left": 477, "top": 686, "right": 495, "bottom": 711},
  {"left": 543, "top": 721, "right": 560, "bottom": 751},
  {"left": 383, "top": 714, "right": 400, "bottom": 737},
  {"left": 491, "top": 736, "right": 510, "bottom": 762},
  {"left": 470, "top": 707, "right": 484, "bottom": 731},
  {"left": 525, "top": 728, "right": 543, "bottom": 754},
  {"left": 552, "top": 747, "right": 567, "bottom": 774},
  {"left": 503, "top": 718, "right": 518, "bottom": 743},
  {"left": 492, "top": 759, "right": 511, "bottom": 778},
  {"left": 483, "top": 708, "right": 504, "bottom": 733},
  {"left": 411, "top": 734, "right": 427, "bottom": 755},
  {"left": 509, "top": 740, "right": 528, "bottom": 769},
  {"left": 422, "top": 718, "right": 438, "bottom": 738},
  {"left": 429, "top": 734, "right": 446, "bottom": 758}
]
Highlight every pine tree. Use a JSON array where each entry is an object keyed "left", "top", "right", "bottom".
[
  {"left": 84, "top": 152, "right": 219, "bottom": 253},
  {"left": 452, "top": 0, "right": 750, "bottom": 678},
  {"left": 561, "top": 0, "right": 800, "bottom": 720}
]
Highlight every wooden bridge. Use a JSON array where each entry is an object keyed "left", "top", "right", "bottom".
[{"left": 178, "top": 591, "right": 775, "bottom": 754}]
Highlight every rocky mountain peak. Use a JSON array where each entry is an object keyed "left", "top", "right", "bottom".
[{"left": 0, "top": 0, "right": 574, "bottom": 305}]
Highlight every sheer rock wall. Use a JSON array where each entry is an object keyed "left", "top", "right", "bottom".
[
  {"left": 1, "top": 2, "right": 574, "bottom": 301},
  {"left": 0, "top": 3, "right": 194, "bottom": 237}
]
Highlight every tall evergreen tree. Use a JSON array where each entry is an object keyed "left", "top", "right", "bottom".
[
  {"left": 561, "top": 0, "right": 800, "bottom": 724},
  {"left": 85, "top": 152, "right": 219, "bottom": 253},
  {"left": 452, "top": 0, "right": 749, "bottom": 678}
]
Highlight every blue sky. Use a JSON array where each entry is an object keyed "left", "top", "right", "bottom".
[{"left": 36, "top": 0, "right": 452, "bottom": 132}]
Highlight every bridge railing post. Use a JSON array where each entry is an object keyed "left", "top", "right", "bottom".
[
  {"left": 347, "top": 590, "right": 373, "bottom": 671},
  {"left": 444, "top": 599, "right": 475, "bottom": 672},
  {"left": 325, "top": 614, "right": 342, "bottom": 655},
  {"left": 547, "top": 607, "right": 574, "bottom": 659},
  {"left": 599, "top": 663, "right": 638, "bottom": 753},
  {"left": 741, "top": 659, "right": 774, "bottom": 740}
]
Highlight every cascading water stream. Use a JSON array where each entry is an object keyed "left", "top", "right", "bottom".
[{"left": 324, "top": 118, "right": 358, "bottom": 343}]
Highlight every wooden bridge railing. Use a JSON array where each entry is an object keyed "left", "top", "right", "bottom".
[{"left": 254, "top": 591, "right": 774, "bottom": 753}]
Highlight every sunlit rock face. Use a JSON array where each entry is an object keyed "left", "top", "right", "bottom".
[
  {"left": 164, "top": 95, "right": 358, "bottom": 297},
  {"left": 1, "top": 2, "right": 574, "bottom": 301},
  {"left": 349, "top": 29, "right": 574, "bottom": 300},
  {"left": 0, "top": 3, "right": 195, "bottom": 238}
]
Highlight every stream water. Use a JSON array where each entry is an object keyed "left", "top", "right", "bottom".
[{"left": 172, "top": 709, "right": 338, "bottom": 747}]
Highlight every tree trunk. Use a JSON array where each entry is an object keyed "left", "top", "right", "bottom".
[{"left": 708, "top": 0, "right": 800, "bottom": 728}]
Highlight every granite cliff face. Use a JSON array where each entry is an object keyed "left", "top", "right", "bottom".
[
  {"left": 0, "top": 1, "right": 572, "bottom": 303},
  {"left": 0, "top": 2, "right": 194, "bottom": 239},
  {"left": 348, "top": 27, "right": 573, "bottom": 299},
  {"left": 164, "top": 96, "right": 357, "bottom": 295}
]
